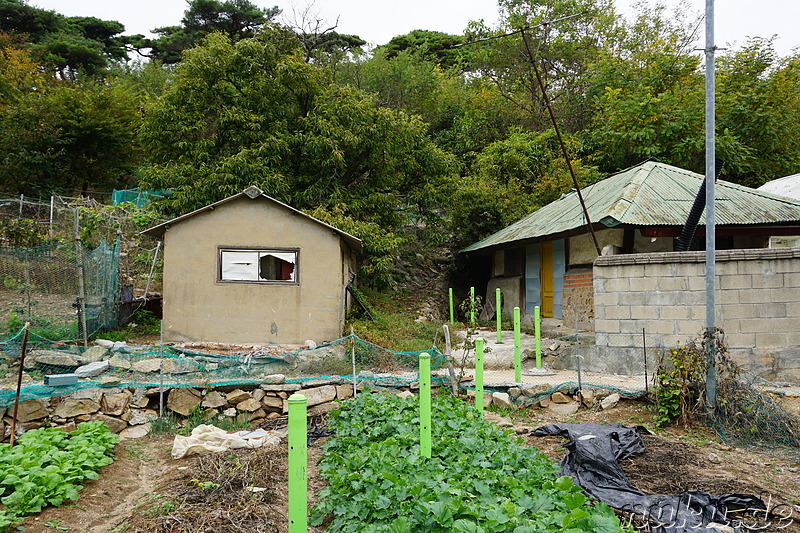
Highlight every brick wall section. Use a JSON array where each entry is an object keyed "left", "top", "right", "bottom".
[
  {"left": 592, "top": 248, "right": 800, "bottom": 381},
  {"left": 562, "top": 268, "right": 594, "bottom": 329}
]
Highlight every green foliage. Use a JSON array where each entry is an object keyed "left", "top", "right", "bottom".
[
  {"left": 0, "top": 218, "right": 53, "bottom": 247},
  {"left": 311, "top": 393, "right": 625, "bottom": 531},
  {"left": 0, "top": 421, "right": 118, "bottom": 530},
  {"left": 98, "top": 310, "right": 160, "bottom": 342},
  {"left": 653, "top": 338, "right": 708, "bottom": 428}
]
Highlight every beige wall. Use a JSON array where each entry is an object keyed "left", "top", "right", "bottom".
[
  {"left": 161, "top": 196, "right": 351, "bottom": 345},
  {"left": 592, "top": 248, "right": 800, "bottom": 382}
]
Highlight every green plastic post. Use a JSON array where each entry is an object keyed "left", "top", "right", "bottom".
[
  {"left": 288, "top": 394, "right": 307, "bottom": 533},
  {"left": 448, "top": 287, "right": 454, "bottom": 324},
  {"left": 495, "top": 288, "right": 502, "bottom": 344},
  {"left": 419, "top": 353, "right": 431, "bottom": 458},
  {"left": 470, "top": 286, "right": 476, "bottom": 328},
  {"left": 475, "top": 337, "right": 484, "bottom": 415},
  {"left": 535, "top": 305, "right": 542, "bottom": 369},
  {"left": 513, "top": 306, "right": 521, "bottom": 382}
]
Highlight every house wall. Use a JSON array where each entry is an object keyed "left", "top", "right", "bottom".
[
  {"left": 161, "top": 196, "right": 348, "bottom": 345},
  {"left": 524, "top": 245, "right": 540, "bottom": 317},
  {"left": 562, "top": 268, "right": 594, "bottom": 329},
  {"left": 587, "top": 248, "right": 800, "bottom": 382}
]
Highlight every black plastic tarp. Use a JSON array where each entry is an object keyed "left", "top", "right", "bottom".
[{"left": 531, "top": 423, "right": 766, "bottom": 533}]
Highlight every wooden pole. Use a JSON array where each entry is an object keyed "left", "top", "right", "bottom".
[{"left": 9, "top": 323, "right": 31, "bottom": 446}]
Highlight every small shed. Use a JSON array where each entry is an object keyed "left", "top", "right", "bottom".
[{"left": 142, "top": 186, "right": 361, "bottom": 345}]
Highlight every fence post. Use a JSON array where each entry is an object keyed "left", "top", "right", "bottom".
[
  {"left": 475, "top": 337, "right": 484, "bottom": 415},
  {"left": 288, "top": 393, "right": 308, "bottom": 533},
  {"left": 448, "top": 288, "right": 454, "bottom": 325},
  {"left": 74, "top": 208, "right": 88, "bottom": 347},
  {"left": 419, "top": 352, "right": 431, "bottom": 459},
  {"left": 535, "top": 305, "right": 541, "bottom": 369},
  {"left": 495, "top": 288, "right": 503, "bottom": 344},
  {"left": 513, "top": 307, "right": 521, "bottom": 382},
  {"left": 469, "top": 286, "right": 475, "bottom": 328}
]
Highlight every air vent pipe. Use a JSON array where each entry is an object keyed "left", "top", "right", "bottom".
[{"left": 675, "top": 159, "right": 724, "bottom": 251}]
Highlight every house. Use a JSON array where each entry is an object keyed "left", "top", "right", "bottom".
[
  {"left": 757, "top": 173, "right": 800, "bottom": 247},
  {"left": 142, "top": 186, "right": 361, "bottom": 345},
  {"left": 460, "top": 160, "right": 800, "bottom": 330}
]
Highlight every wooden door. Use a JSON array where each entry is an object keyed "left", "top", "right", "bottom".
[{"left": 540, "top": 242, "right": 554, "bottom": 317}]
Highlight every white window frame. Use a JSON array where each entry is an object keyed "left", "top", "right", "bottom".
[{"left": 218, "top": 247, "right": 299, "bottom": 284}]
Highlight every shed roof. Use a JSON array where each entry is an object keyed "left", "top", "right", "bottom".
[
  {"left": 462, "top": 160, "right": 800, "bottom": 253},
  {"left": 757, "top": 173, "right": 800, "bottom": 200},
  {"left": 141, "top": 186, "right": 363, "bottom": 252}
]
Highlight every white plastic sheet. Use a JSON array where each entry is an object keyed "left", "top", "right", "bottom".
[{"left": 171, "top": 424, "right": 283, "bottom": 459}]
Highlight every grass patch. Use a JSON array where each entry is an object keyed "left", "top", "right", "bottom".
[{"left": 348, "top": 288, "right": 446, "bottom": 352}]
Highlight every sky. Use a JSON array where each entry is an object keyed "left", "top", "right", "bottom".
[{"left": 26, "top": 0, "right": 800, "bottom": 57}]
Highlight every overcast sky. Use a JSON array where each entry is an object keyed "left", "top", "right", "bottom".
[{"left": 27, "top": 0, "right": 800, "bottom": 57}]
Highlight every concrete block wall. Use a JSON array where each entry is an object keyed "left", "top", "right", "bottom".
[{"left": 589, "top": 248, "right": 800, "bottom": 382}]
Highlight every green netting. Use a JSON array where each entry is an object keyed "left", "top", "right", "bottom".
[
  {"left": 111, "top": 188, "right": 170, "bottom": 208},
  {"left": 0, "top": 332, "right": 446, "bottom": 408},
  {"left": 0, "top": 239, "right": 119, "bottom": 341}
]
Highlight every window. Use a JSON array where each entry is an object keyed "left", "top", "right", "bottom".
[{"left": 219, "top": 248, "right": 298, "bottom": 283}]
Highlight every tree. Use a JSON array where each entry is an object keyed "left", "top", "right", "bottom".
[
  {"left": 0, "top": 0, "right": 130, "bottom": 78},
  {"left": 0, "top": 81, "right": 143, "bottom": 195},
  {"left": 138, "top": 28, "right": 454, "bottom": 287},
  {"left": 145, "top": 0, "right": 281, "bottom": 63},
  {"left": 375, "top": 30, "right": 468, "bottom": 70}
]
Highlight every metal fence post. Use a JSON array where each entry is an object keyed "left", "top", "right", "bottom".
[
  {"left": 419, "top": 353, "right": 431, "bottom": 459},
  {"left": 495, "top": 288, "right": 503, "bottom": 344},
  {"left": 535, "top": 305, "right": 541, "bottom": 369},
  {"left": 513, "top": 307, "right": 521, "bottom": 382},
  {"left": 288, "top": 394, "right": 308, "bottom": 533},
  {"left": 448, "top": 288, "right": 454, "bottom": 325},
  {"left": 475, "top": 337, "right": 484, "bottom": 415}
]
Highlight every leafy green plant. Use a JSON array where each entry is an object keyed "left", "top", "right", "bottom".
[
  {"left": 0, "top": 421, "right": 118, "bottom": 531},
  {"left": 653, "top": 336, "right": 709, "bottom": 428},
  {"left": 311, "top": 392, "right": 626, "bottom": 532}
]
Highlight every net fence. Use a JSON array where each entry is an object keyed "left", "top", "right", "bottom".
[{"left": 0, "top": 332, "right": 446, "bottom": 409}]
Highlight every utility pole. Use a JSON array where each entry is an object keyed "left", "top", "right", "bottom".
[{"left": 704, "top": 0, "right": 717, "bottom": 408}]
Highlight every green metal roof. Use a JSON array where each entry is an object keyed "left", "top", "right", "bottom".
[{"left": 461, "top": 160, "right": 800, "bottom": 253}]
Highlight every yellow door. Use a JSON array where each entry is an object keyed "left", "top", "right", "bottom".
[{"left": 540, "top": 242, "right": 554, "bottom": 317}]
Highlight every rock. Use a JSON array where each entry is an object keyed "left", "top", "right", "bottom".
[
  {"left": 204, "top": 408, "right": 219, "bottom": 418},
  {"left": 128, "top": 410, "right": 156, "bottom": 426},
  {"left": 551, "top": 391, "right": 571, "bottom": 404},
  {"left": 222, "top": 407, "right": 237, "bottom": 417},
  {"left": 167, "top": 388, "right": 201, "bottom": 416},
  {"left": 225, "top": 389, "right": 251, "bottom": 404},
  {"left": 266, "top": 412, "right": 281, "bottom": 419},
  {"left": 304, "top": 339, "right": 317, "bottom": 349},
  {"left": 580, "top": 389, "right": 595, "bottom": 408},
  {"left": 92, "top": 414, "right": 128, "bottom": 434},
  {"left": 520, "top": 383, "right": 553, "bottom": 397},
  {"left": 336, "top": 384, "right": 354, "bottom": 400},
  {"left": 507, "top": 387, "right": 521, "bottom": 398},
  {"left": 708, "top": 453, "right": 722, "bottom": 465},
  {"left": 308, "top": 401, "right": 340, "bottom": 417},
  {"left": 301, "top": 385, "right": 337, "bottom": 407},
  {"left": 162, "top": 358, "right": 201, "bottom": 374},
  {"left": 261, "top": 396, "right": 283, "bottom": 410},
  {"left": 600, "top": 393, "right": 621, "bottom": 410},
  {"left": 14, "top": 399, "right": 49, "bottom": 422},
  {"left": 119, "top": 423, "right": 151, "bottom": 440},
  {"left": 548, "top": 342, "right": 560, "bottom": 351},
  {"left": 251, "top": 389, "right": 265, "bottom": 402},
  {"left": 237, "top": 398, "right": 262, "bottom": 412},
  {"left": 35, "top": 352, "right": 80, "bottom": 368},
  {"left": 74, "top": 414, "right": 92, "bottom": 423},
  {"left": 202, "top": 391, "right": 227, "bottom": 409},
  {"left": 70, "top": 388, "right": 104, "bottom": 402},
  {"left": 132, "top": 358, "right": 162, "bottom": 373},
  {"left": 54, "top": 399, "right": 100, "bottom": 418},
  {"left": 539, "top": 396, "right": 551, "bottom": 408},
  {"left": 301, "top": 377, "right": 343, "bottom": 387},
  {"left": 546, "top": 402, "right": 580, "bottom": 416},
  {"left": 249, "top": 408, "right": 267, "bottom": 420},
  {"left": 262, "top": 374, "right": 286, "bottom": 385},
  {"left": 394, "top": 390, "right": 414, "bottom": 400},
  {"left": 109, "top": 354, "right": 132, "bottom": 370},
  {"left": 707, "top": 523, "right": 734, "bottom": 533},
  {"left": 78, "top": 346, "right": 108, "bottom": 364},
  {"left": 94, "top": 339, "right": 115, "bottom": 348},
  {"left": 55, "top": 421, "right": 77, "bottom": 433},
  {"left": 260, "top": 383, "right": 300, "bottom": 392},
  {"left": 131, "top": 392, "right": 150, "bottom": 409},
  {"left": 491, "top": 392, "right": 514, "bottom": 410},
  {"left": 101, "top": 391, "right": 132, "bottom": 416},
  {"left": 75, "top": 360, "right": 110, "bottom": 378},
  {"left": 484, "top": 412, "right": 513, "bottom": 427}
]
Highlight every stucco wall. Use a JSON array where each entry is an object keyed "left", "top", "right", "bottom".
[
  {"left": 161, "top": 196, "right": 349, "bottom": 345},
  {"left": 589, "top": 248, "right": 800, "bottom": 382}
]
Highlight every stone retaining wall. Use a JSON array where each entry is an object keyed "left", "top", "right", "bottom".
[{"left": 589, "top": 248, "right": 800, "bottom": 381}]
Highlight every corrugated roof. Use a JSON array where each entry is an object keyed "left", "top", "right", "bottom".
[
  {"left": 461, "top": 160, "right": 800, "bottom": 253},
  {"left": 141, "top": 187, "right": 363, "bottom": 252},
  {"left": 757, "top": 173, "right": 800, "bottom": 200}
]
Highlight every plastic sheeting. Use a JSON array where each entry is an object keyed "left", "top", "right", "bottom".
[
  {"left": 531, "top": 423, "right": 766, "bottom": 533},
  {"left": 171, "top": 425, "right": 283, "bottom": 459}
]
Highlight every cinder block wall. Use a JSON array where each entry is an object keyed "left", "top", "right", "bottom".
[{"left": 589, "top": 248, "right": 800, "bottom": 382}]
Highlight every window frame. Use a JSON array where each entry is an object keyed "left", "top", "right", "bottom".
[{"left": 217, "top": 246, "right": 300, "bottom": 285}]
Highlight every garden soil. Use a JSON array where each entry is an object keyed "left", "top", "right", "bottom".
[{"left": 17, "top": 399, "right": 800, "bottom": 533}]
